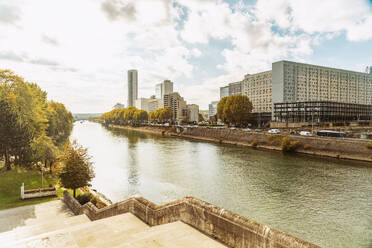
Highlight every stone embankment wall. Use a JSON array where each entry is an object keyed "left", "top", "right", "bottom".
[
  {"left": 63, "top": 191, "right": 319, "bottom": 248},
  {"left": 107, "top": 124, "right": 372, "bottom": 162},
  {"left": 180, "top": 128, "right": 372, "bottom": 162}
]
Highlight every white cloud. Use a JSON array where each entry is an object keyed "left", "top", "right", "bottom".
[
  {"left": 255, "top": 0, "right": 372, "bottom": 41},
  {"left": 0, "top": 0, "right": 371, "bottom": 112}
]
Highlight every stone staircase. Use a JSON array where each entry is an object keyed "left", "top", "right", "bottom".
[{"left": 0, "top": 200, "right": 226, "bottom": 248}]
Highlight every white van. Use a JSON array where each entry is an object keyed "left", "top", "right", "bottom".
[
  {"left": 300, "top": 131, "right": 312, "bottom": 136},
  {"left": 268, "top": 129, "right": 280, "bottom": 134}
]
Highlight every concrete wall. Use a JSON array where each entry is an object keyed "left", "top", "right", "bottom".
[
  {"left": 180, "top": 127, "right": 372, "bottom": 162},
  {"left": 63, "top": 191, "right": 319, "bottom": 248}
]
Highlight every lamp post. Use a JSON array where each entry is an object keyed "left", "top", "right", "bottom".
[{"left": 41, "top": 163, "right": 44, "bottom": 189}]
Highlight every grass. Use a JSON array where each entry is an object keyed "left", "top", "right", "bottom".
[{"left": 0, "top": 166, "right": 61, "bottom": 211}]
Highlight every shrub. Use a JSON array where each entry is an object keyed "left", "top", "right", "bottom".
[
  {"left": 76, "top": 193, "right": 91, "bottom": 205},
  {"left": 303, "top": 144, "right": 311, "bottom": 150},
  {"left": 267, "top": 134, "right": 284, "bottom": 144},
  {"left": 281, "top": 137, "right": 301, "bottom": 153},
  {"left": 251, "top": 140, "right": 258, "bottom": 148},
  {"left": 366, "top": 143, "right": 372, "bottom": 149}
]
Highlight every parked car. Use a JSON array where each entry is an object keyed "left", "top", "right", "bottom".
[
  {"left": 289, "top": 131, "right": 297, "bottom": 135},
  {"left": 230, "top": 127, "right": 236, "bottom": 130},
  {"left": 243, "top": 128, "right": 251, "bottom": 132},
  {"left": 299, "top": 131, "right": 312, "bottom": 136},
  {"left": 268, "top": 129, "right": 281, "bottom": 134},
  {"left": 255, "top": 129, "right": 263, "bottom": 132}
]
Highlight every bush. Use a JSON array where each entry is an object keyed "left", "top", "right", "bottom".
[
  {"left": 303, "top": 144, "right": 311, "bottom": 150},
  {"left": 250, "top": 140, "right": 258, "bottom": 148},
  {"left": 267, "top": 134, "right": 284, "bottom": 144},
  {"left": 366, "top": 143, "right": 372, "bottom": 149},
  {"left": 76, "top": 193, "right": 91, "bottom": 205},
  {"left": 281, "top": 137, "right": 301, "bottom": 153}
]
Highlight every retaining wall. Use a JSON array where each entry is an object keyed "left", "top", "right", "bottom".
[
  {"left": 63, "top": 191, "right": 319, "bottom": 248},
  {"left": 180, "top": 127, "right": 372, "bottom": 162}
]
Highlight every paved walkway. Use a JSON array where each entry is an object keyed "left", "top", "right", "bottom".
[{"left": 0, "top": 200, "right": 74, "bottom": 233}]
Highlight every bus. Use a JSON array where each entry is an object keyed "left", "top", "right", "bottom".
[{"left": 316, "top": 130, "right": 346, "bottom": 138}]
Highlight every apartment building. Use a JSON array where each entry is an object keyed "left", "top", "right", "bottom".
[
  {"left": 272, "top": 60, "right": 372, "bottom": 106},
  {"left": 163, "top": 92, "right": 187, "bottom": 121},
  {"left": 187, "top": 104, "right": 199, "bottom": 123},
  {"left": 242, "top": 71, "right": 272, "bottom": 113}
]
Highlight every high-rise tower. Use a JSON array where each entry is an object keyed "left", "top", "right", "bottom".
[
  {"left": 155, "top": 80, "right": 173, "bottom": 99},
  {"left": 127, "top": 70, "right": 138, "bottom": 107}
]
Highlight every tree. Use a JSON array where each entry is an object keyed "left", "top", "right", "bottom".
[
  {"left": 59, "top": 141, "right": 95, "bottom": 197},
  {"left": 0, "top": 70, "right": 73, "bottom": 169},
  {"left": 217, "top": 95, "right": 253, "bottom": 127},
  {"left": 31, "top": 134, "right": 59, "bottom": 174},
  {"left": 46, "top": 101, "right": 74, "bottom": 145}
]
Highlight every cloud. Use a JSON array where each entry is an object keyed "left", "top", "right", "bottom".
[
  {"left": 0, "top": 0, "right": 372, "bottom": 112},
  {"left": 0, "top": 3, "right": 21, "bottom": 25},
  {"left": 29, "top": 58, "right": 59, "bottom": 66},
  {"left": 41, "top": 35, "right": 58, "bottom": 46},
  {"left": 255, "top": 0, "right": 372, "bottom": 41},
  {"left": 0, "top": 51, "right": 24, "bottom": 62},
  {"left": 101, "top": 0, "right": 137, "bottom": 21}
]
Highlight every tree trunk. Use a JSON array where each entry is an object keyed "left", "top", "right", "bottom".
[
  {"left": 4, "top": 148, "right": 10, "bottom": 170},
  {"left": 49, "top": 161, "right": 53, "bottom": 174},
  {"left": 73, "top": 189, "right": 76, "bottom": 198}
]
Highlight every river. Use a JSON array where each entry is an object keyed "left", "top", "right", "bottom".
[{"left": 70, "top": 121, "right": 372, "bottom": 247}]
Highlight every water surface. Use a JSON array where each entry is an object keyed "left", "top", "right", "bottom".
[{"left": 71, "top": 122, "right": 372, "bottom": 247}]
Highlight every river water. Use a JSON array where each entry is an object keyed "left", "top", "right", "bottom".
[{"left": 71, "top": 121, "right": 372, "bottom": 247}]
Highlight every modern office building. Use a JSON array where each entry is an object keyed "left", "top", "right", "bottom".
[
  {"left": 187, "top": 104, "right": 199, "bottom": 123},
  {"left": 208, "top": 101, "right": 219, "bottom": 117},
  {"left": 127, "top": 70, "right": 138, "bottom": 107},
  {"left": 155, "top": 80, "right": 174, "bottom": 99},
  {"left": 220, "top": 86, "right": 229, "bottom": 99},
  {"left": 163, "top": 92, "right": 187, "bottom": 121},
  {"left": 220, "top": 60, "right": 372, "bottom": 124}
]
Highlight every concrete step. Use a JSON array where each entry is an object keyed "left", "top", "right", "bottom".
[
  {"left": 115, "top": 221, "right": 226, "bottom": 248},
  {"left": 4, "top": 213, "right": 150, "bottom": 248},
  {"left": 0, "top": 214, "right": 90, "bottom": 243}
]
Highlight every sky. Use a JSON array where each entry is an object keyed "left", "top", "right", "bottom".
[{"left": 1, "top": 0, "right": 372, "bottom": 113}]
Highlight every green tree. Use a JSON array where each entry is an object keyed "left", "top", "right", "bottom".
[
  {"left": 47, "top": 101, "right": 74, "bottom": 145},
  {"left": 59, "top": 141, "right": 95, "bottom": 197},
  {"left": 0, "top": 70, "right": 73, "bottom": 169},
  {"left": 31, "top": 134, "right": 59, "bottom": 174}
]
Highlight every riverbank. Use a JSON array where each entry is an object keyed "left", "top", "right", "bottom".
[{"left": 108, "top": 124, "right": 372, "bottom": 163}]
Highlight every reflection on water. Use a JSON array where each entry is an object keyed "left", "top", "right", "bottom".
[{"left": 71, "top": 121, "right": 372, "bottom": 248}]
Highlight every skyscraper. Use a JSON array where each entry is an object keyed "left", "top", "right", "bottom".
[
  {"left": 127, "top": 70, "right": 138, "bottom": 107},
  {"left": 155, "top": 80, "right": 173, "bottom": 99}
]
